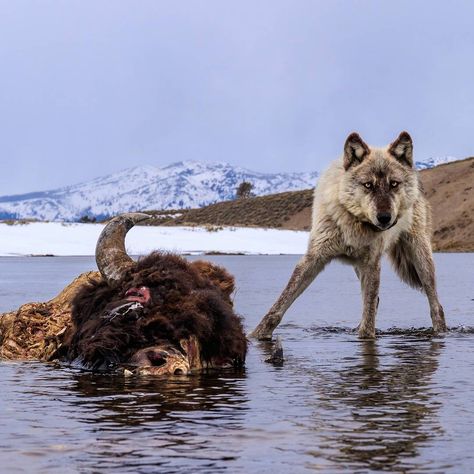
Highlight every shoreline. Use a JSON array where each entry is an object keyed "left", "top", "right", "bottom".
[{"left": 0, "top": 222, "right": 309, "bottom": 257}]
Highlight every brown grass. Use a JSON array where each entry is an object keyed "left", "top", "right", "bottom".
[{"left": 144, "top": 190, "right": 314, "bottom": 230}]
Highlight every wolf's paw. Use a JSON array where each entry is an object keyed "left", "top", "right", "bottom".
[
  {"left": 248, "top": 327, "right": 274, "bottom": 341},
  {"left": 432, "top": 305, "right": 447, "bottom": 334},
  {"left": 248, "top": 313, "right": 281, "bottom": 340},
  {"left": 432, "top": 321, "right": 448, "bottom": 334},
  {"left": 357, "top": 327, "right": 376, "bottom": 339}
]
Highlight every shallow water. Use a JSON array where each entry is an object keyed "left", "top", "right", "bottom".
[{"left": 1, "top": 254, "right": 473, "bottom": 473}]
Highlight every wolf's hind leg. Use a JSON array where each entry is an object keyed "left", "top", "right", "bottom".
[
  {"left": 249, "top": 252, "right": 329, "bottom": 340},
  {"left": 389, "top": 234, "right": 447, "bottom": 333},
  {"left": 411, "top": 238, "right": 447, "bottom": 333}
]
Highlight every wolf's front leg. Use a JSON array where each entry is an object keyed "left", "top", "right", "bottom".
[
  {"left": 357, "top": 259, "right": 381, "bottom": 339},
  {"left": 411, "top": 237, "right": 447, "bottom": 333},
  {"left": 249, "top": 252, "right": 329, "bottom": 340}
]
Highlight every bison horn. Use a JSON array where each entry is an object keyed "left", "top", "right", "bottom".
[{"left": 95, "top": 212, "right": 151, "bottom": 287}]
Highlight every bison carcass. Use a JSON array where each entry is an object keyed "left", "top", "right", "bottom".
[{"left": 0, "top": 213, "right": 247, "bottom": 375}]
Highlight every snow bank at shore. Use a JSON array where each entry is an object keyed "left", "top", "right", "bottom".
[{"left": 0, "top": 222, "right": 308, "bottom": 256}]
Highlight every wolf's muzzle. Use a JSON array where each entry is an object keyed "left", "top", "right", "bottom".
[{"left": 377, "top": 212, "right": 392, "bottom": 227}]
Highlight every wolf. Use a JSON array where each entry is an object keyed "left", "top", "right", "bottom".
[{"left": 250, "top": 132, "right": 447, "bottom": 340}]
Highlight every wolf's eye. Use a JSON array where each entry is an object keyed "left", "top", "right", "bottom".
[
  {"left": 363, "top": 182, "right": 373, "bottom": 189},
  {"left": 390, "top": 181, "right": 399, "bottom": 188}
]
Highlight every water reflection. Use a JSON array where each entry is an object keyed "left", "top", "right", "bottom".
[
  {"left": 68, "top": 370, "right": 248, "bottom": 424},
  {"left": 2, "top": 254, "right": 473, "bottom": 473},
  {"left": 313, "top": 338, "right": 445, "bottom": 471},
  {"left": 62, "top": 370, "right": 249, "bottom": 472}
]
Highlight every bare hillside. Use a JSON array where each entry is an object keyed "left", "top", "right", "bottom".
[{"left": 421, "top": 157, "right": 474, "bottom": 251}]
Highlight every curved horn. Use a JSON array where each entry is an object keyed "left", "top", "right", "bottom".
[{"left": 95, "top": 212, "right": 151, "bottom": 287}]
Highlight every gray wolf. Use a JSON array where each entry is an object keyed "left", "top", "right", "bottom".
[{"left": 250, "top": 132, "right": 447, "bottom": 340}]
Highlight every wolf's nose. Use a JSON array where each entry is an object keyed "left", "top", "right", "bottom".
[{"left": 377, "top": 212, "right": 392, "bottom": 226}]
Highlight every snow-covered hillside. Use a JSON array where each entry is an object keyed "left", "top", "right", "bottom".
[
  {"left": 0, "top": 157, "right": 459, "bottom": 222},
  {"left": 414, "top": 156, "right": 458, "bottom": 170}
]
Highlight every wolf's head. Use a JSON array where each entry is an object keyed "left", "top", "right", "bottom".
[{"left": 339, "top": 132, "right": 420, "bottom": 231}]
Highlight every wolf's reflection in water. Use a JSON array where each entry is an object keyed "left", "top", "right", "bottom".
[{"left": 310, "top": 337, "right": 444, "bottom": 471}]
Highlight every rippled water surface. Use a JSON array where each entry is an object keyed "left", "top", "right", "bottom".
[{"left": 1, "top": 254, "right": 474, "bottom": 473}]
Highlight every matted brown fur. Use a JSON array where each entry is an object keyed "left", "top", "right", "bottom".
[
  {"left": 67, "top": 252, "right": 247, "bottom": 369},
  {"left": 0, "top": 272, "right": 100, "bottom": 361},
  {"left": 0, "top": 302, "right": 69, "bottom": 361}
]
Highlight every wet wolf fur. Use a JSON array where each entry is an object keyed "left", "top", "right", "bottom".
[
  {"left": 67, "top": 252, "right": 247, "bottom": 370},
  {"left": 251, "top": 132, "right": 447, "bottom": 340}
]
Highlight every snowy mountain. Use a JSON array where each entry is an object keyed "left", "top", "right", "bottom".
[
  {"left": 0, "top": 161, "right": 319, "bottom": 222},
  {"left": 414, "top": 156, "right": 459, "bottom": 170},
  {"left": 0, "top": 157, "right": 460, "bottom": 222}
]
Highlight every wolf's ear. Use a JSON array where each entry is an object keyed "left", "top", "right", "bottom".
[
  {"left": 343, "top": 133, "right": 370, "bottom": 170},
  {"left": 388, "top": 131, "right": 413, "bottom": 168}
]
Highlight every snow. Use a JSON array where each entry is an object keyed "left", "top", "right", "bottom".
[
  {"left": 0, "top": 222, "right": 309, "bottom": 256},
  {"left": 414, "top": 156, "right": 459, "bottom": 170}
]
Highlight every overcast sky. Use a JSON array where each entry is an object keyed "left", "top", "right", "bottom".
[{"left": 1, "top": 1, "right": 473, "bottom": 195}]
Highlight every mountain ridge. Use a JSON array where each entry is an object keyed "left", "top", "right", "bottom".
[{"left": 0, "top": 157, "right": 460, "bottom": 221}]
